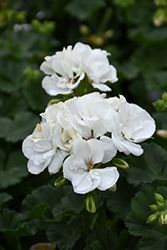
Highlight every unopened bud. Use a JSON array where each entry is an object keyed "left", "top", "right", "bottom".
[
  {"left": 157, "top": 201, "right": 166, "bottom": 210},
  {"left": 156, "top": 130, "right": 167, "bottom": 139},
  {"left": 47, "top": 98, "right": 61, "bottom": 107},
  {"left": 85, "top": 195, "right": 97, "bottom": 213},
  {"left": 108, "top": 184, "right": 117, "bottom": 191},
  {"left": 111, "top": 158, "right": 129, "bottom": 169},
  {"left": 150, "top": 204, "right": 159, "bottom": 211},
  {"left": 146, "top": 212, "right": 160, "bottom": 224},
  {"left": 160, "top": 211, "right": 167, "bottom": 225},
  {"left": 79, "top": 24, "right": 90, "bottom": 36},
  {"left": 162, "top": 92, "right": 167, "bottom": 101},
  {"left": 155, "top": 193, "right": 164, "bottom": 203},
  {"left": 54, "top": 176, "right": 67, "bottom": 187}
]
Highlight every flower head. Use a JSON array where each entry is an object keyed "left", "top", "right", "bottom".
[{"left": 40, "top": 42, "right": 118, "bottom": 96}]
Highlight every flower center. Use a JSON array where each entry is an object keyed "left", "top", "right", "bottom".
[{"left": 88, "top": 162, "right": 94, "bottom": 170}]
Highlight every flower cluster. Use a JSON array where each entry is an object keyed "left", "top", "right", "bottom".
[
  {"left": 22, "top": 92, "right": 155, "bottom": 194},
  {"left": 40, "top": 42, "right": 118, "bottom": 95}
]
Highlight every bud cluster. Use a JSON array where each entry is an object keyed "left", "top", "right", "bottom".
[{"left": 147, "top": 193, "right": 167, "bottom": 225}]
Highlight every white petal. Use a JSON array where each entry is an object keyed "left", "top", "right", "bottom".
[
  {"left": 100, "top": 136, "right": 117, "bottom": 163},
  {"left": 27, "top": 159, "right": 49, "bottom": 175},
  {"left": 87, "top": 139, "right": 104, "bottom": 164},
  {"left": 95, "top": 167, "right": 119, "bottom": 191},
  {"left": 92, "top": 83, "right": 111, "bottom": 91},
  {"left": 72, "top": 171, "right": 100, "bottom": 194},
  {"left": 48, "top": 150, "right": 67, "bottom": 174}
]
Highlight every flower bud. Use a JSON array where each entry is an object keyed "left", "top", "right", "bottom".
[
  {"left": 30, "top": 243, "right": 56, "bottom": 250},
  {"left": 111, "top": 158, "right": 129, "bottom": 169},
  {"left": 85, "top": 195, "right": 97, "bottom": 213},
  {"left": 79, "top": 24, "right": 90, "bottom": 36},
  {"left": 54, "top": 176, "right": 67, "bottom": 187},
  {"left": 157, "top": 201, "right": 166, "bottom": 210},
  {"left": 155, "top": 193, "right": 164, "bottom": 203},
  {"left": 159, "top": 211, "right": 167, "bottom": 225},
  {"left": 150, "top": 204, "right": 159, "bottom": 211},
  {"left": 162, "top": 92, "right": 167, "bottom": 101},
  {"left": 108, "top": 184, "right": 117, "bottom": 191},
  {"left": 156, "top": 130, "right": 167, "bottom": 139},
  {"left": 47, "top": 98, "right": 61, "bottom": 107},
  {"left": 146, "top": 212, "right": 160, "bottom": 224}
]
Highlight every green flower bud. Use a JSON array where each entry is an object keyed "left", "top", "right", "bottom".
[
  {"left": 23, "top": 67, "right": 39, "bottom": 81},
  {"left": 111, "top": 158, "right": 129, "bottom": 169},
  {"left": 108, "top": 184, "right": 117, "bottom": 191},
  {"left": 54, "top": 176, "right": 67, "bottom": 187},
  {"left": 157, "top": 201, "right": 166, "bottom": 210},
  {"left": 155, "top": 193, "right": 164, "bottom": 203},
  {"left": 149, "top": 204, "right": 159, "bottom": 211},
  {"left": 146, "top": 212, "right": 160, "bottom": 224},
  {"left": 79, "top": 24, "right": 90, "bottom": 36},
  {"left": 85, "top": 195, "right": 97, "bottom": 213},
  {"left": 162, "top": 92, "right": 167, "bottom": 101},
  {"left": 47, "top": 99, "right": 62, "bottom": 107},
  {"left": 153, "top": 8, "right": 166, "bottom": 26}
]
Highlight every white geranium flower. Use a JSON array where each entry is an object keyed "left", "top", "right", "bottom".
[
  {"left": 63, "top": 139, "right": 119, "bottom": 194},
  {"left": 22, "top": 122, "right": 66, "bottom": 174},
  {"left": 107, "top": 95, "right": 126, "bottom": 111},
  {"left": 112, "top": 102, "right": 156, "bottom": 156},
  {"left": 53, "top": 122, "right": 82, "bottom": 153},
  {"left": 57, "top": 92, "right": 118, "bottom": 139},
  {"left": 40, "top": 42, "right": 118, "bottom": 96}
]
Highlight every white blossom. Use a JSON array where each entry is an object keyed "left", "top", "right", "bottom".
[
  {"left": 40, "top": 42, "right": 118, "bottom": 96},
  {"left": 63, "top": 139, "right": 119, "bottom": 194},
  {"left": 111, "top": 102, "right": 156, "bottom": 156}
]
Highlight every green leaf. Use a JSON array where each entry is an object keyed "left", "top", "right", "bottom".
[
  {"left": 144, "top": 70, "right": 167, "bottom": 90},
  {"left": 0, "top": 58, "right": 26, "bottom": 93},
  {"left": 52, "top": 190, "right": 85, "bottom": 222},
  {"left": 0, "top": 92, "right": 28, "bottom": 117},
  {"left": 0, "top": 117, "right": 11, "bottom": 139},
  {"left": 21, "top": 185, "right": 71, "bottom": 219},
  {"left": 65, "top": 0, "right": 106, "bottom": 21},
  {"left": 23, "top": 74, "right": 51, "bottom": 112},
  {"left": 27, "top": 203, "right": 49, "bottom": 220},
  {"left": 6, "top": 111, "right": 39, "bottom": 142},
  {"left": 0, "top": 112, "right": 39, "bottom": 142},
  {"left": 47, "top": 218, "right": 82, "bottom": 250},
  {"left": 104, "top": 177, "right": 137, "bottom": 220},
  {"left": 85, "top": 230, "right": 117, "bottom": 250},
  {"left": 125, "top": 187, "right": 167, "bottom": 250},
  {"left": 0, "top": 193, "right": 12, "bottom": 207},
  {"left": 0, "top": 150, "right": 28, "bottom": 189},
  {"left": 119, "top": 62, "right": 140, "bottom": 80},
  {"left": 126, "top": 143, "right": 167, "bottom": 186},
  {"left": 0, "top": 208, "right": 21, "bottom": 235}
]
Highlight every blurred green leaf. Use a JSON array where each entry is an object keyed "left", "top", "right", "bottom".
[
  {"left": 0, "top": 150, "right": 28, "bottom": 189},
  {"left": 23, "top": 75, "right": 51, "bottom": 112},
  {"left": 0, "top": 111, "right": 39, "bottom": 142},
  {"left": 0, "top": 58, "right": 26, "bottom": 93},
  {"left": 65, "top": 0, "right": 106, "bottom": 21},
  {"left": 0, "top": 193, "right": 12, "bottom": 207}
]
